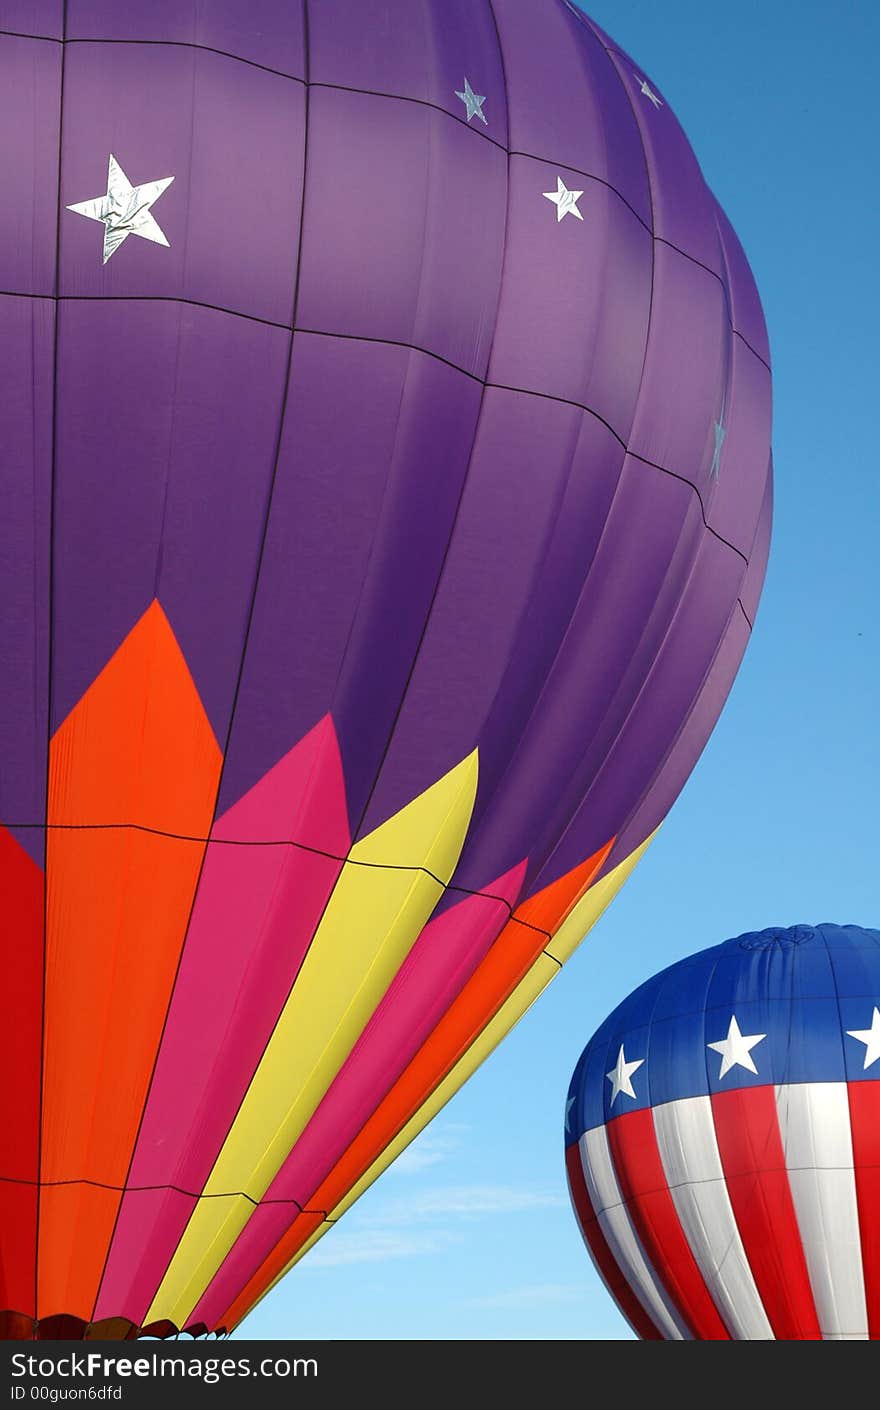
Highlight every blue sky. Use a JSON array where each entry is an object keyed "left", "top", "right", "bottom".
[{"left": 241, "top": 0, "right": 880, "bottom": 1340}]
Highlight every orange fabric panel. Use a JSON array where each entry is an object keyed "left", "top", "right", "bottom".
[
  {"left": 35, "top": 1186, "right": 119, "bottom": 1324},
  {"left": 217, "top": 1211, "right": 325, "bottom": 1334},
  {"left": 307, "top": 840, "right": 612, "bottom": 1215},
  {"left": 38, "top": 602, "right": 222, "bottom": 1320},
  {"left": 219, "top": 842, "right": 614, "bottom": 1326},
  {"left": 512, "top": 845, "right": 613, "bottom": 932}
]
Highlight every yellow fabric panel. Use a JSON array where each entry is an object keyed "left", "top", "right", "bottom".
[
  {"left": 228, "top": 958, "right": 557, "bottom": 1334},
  {"left": 230, "top": 835, "right": 654, "bottom": 1330},
  {"left": 322, "top": 836, "right": 655, "bottom": 1229},
  {"left": 241, "top": 831, "right": 655, "bottom": 1321},
  {"left": 330, "top": 956, "right": 559, "bottom": 1223},
  {"left": 544, "top": 832, "right": 654, "bottom": 964},
  {"left": 147, "top": 750, "right": 479, "bottom": 1329}
]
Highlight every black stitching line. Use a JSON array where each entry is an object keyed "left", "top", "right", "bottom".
[
  {"left": 0, "top": 294, "right": 766, "bottom": 567},
  {"left": 33, "top": 0, "right": 68, "bottom": 1327},
  {"left": 0, "top": 829, "right": 556, "bottom": 944}
]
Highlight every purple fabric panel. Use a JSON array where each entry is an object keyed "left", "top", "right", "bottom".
[
  {"left": 360, "top": 392, "right": 625, "bottom": 841},
  {"left": 0, "top": 1, "right": 61, "bottom": 37},
  {"left": 603, "top": 599, "right": 752, "bottom": 877},
  {"left": 488, "top": 154, "right": 652, "bottom": 439},
  {"left": 715, "top": 203, "right": 771, "bottom": 367},
  {"left": 451, "top": 459, "right": 705, "bottom": 896},
  {"left": 0, "top": 34, "right": 60, "bottom": 295},
  {"left": 308, "top": 0, "right": 508, "bottom": 144},
  {"left": 58, "top": 42, "right": 304, "bottom": 324},
  {"left": 50, "top": 300, "right": 290, "bottom": 740},
  {"left": 217, "top": 335, "right": 482, "bottom": 820},
  {"left": 577, "top": 15, "right": 654, "bottom": 89},
  {"left": 65, "top": 0, "right": 306, "bottom": 80},
  {"left": 296, "top": 86, "right": 506, "bottom": 379},
  {"left": 706, "top": 337, "right": 772, "bottom": 557},
  {"left": 627, "top": 241, "right": 728, "bottom": 484},
  {"left": 550, "top": 534, "right": 748, "bottom": 886},
  {"left": 0, "top": 298, "right": 53, "bottom": 861},
  {"left": 491, "top": 0, "right": 650, "bottom": 228},
  {"left": 739, "top": 468, "right": 773, "bottom": 626},
  {"left": 594, "top": 31, "right": 723, "bottom": 278},
  {"left": 328, "top": 363, "right": 485, "bottom": 827}
]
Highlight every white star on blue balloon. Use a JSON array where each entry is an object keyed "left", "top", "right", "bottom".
[
  {"left": 847, "top": 1007, "right": 880, "bottom": 1069},
  {"left": 606, "top": 1044, "right": 644, "bottom": 1104},
  {"left": 707, "top": 1015, "right": 766, "bottom": 1079}
]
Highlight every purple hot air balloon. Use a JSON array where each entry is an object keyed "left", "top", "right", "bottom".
[{"left": 0, "top": 0, "right": 771, "bottom": 1338}]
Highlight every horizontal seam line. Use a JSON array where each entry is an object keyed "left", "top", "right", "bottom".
[
  {"left": 0, "top": 30, "right": 306, "bottom": 81},
  {"left": 0, "top": 823, "right": 557, "bottom": 937},
  {"left": 0, "top": 290, "right": 290, "bottom": 329},
  {"left": 732, "top": 327, "right": 771, "bottom": 372},
  {"left": 0, "top": 28, "right": 58, "bottom": 42},
  {"left": 0, "top": 1173, "right": 304, "bottom": 1207},
  {"left": 588, "top": 1163, "right": 880, "bottom": 1218},
  {"left": 0, "top": 297, "right": 756, "bottom": 557},
  {"left": 0, "top": 29, "right": 771, "bottom": 375}
]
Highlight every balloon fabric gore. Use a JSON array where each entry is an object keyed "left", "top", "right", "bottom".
[{"left": 567, "top": 925, "right": 880, "bottom": 1341}]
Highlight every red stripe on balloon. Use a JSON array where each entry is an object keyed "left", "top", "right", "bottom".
[
  {"left": 710, "top": 1086, "right": 821, "bottom": 1339},
  {"left": 565, "top": 1141, "right": 661, "bottom": 1339},
  {"left": 0, "top": 827, "right": 43, "bottom": 1320},
  {"left": 606, "top": 1109, "right": 729, "bottom": 1339},
  {"left": 847, "top": 1081, "right": 880, "bottom": 1339}
]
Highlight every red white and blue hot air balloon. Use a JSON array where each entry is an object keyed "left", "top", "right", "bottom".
[
  {"left": 1, "top": 0, "right": 771, "bottom": 1337},
  {"left": 566, "top": 924, "right": 880, "bottom": 1340}
]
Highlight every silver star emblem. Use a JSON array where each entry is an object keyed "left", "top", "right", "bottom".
[
  {"left": 634, "top": 74, "right": 663, "bottom": 109},
  {"left": 847, "top": 1007, "right": 880, "bottom": 1069},
  {"left": 543, "top": 176, "right": 584, "bottom": 223},
  {"left": 455, "top": 77, "right": 487, "bottom": 125},
  {"left": 606, "top": 1044, "right": 644, "bottom": 1105},
  {"left": 67, "top": 154, "right": 174, "bottom": 264},
  {"left": 707, "top": 1015, "right": 766, "bottom": 1079},
  {"left": 710, "top": 420, "right": 726, "bottom": 478}
]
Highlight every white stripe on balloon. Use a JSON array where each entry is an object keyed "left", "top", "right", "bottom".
[
  {"left": 652, "top": 1095, "right": 774, "bottom": 1340},
  {"left": 580, "top": 1127, "right": 690, "bottom": 1340},
  {"left": 775, "top": 1082, "right": 868, "bottom": 1340}
]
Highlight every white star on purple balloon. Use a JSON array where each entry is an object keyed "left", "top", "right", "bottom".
[
  {"left": 634, "top": 74, "right": 663, "bottom": 109},
  {"left": 455, "top": 77, "right": 487, "bottom": 125},
  {"left": 67, "top": 154, "right": 174, "bottom": 264},
  {"left": 543, "top": 176, "right": 584, "bottom": 222}
]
